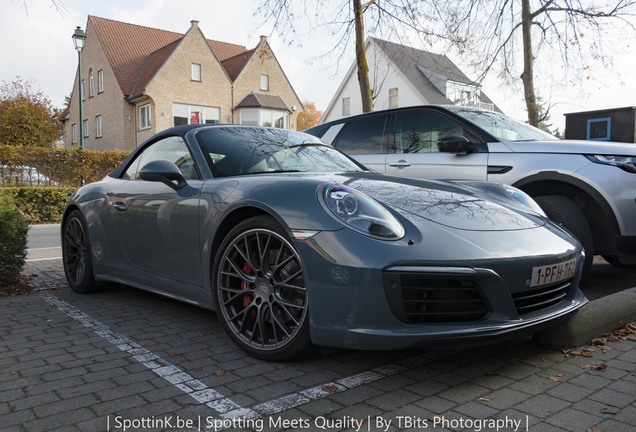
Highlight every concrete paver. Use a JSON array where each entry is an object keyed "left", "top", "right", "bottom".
[{"left": 1, "top": 259, "right": 634, "bottom": 431}]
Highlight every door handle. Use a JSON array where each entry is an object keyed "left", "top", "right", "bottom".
[
  {"left": 113, "top": 202, "right": 128, "bottom": 212},
  {"left": 389, "top": 160, "right": 411, "bottom": 167}
]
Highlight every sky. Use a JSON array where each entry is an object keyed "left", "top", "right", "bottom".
[{"left": 1, "top": 0, "right": 635, "bottom": 131}]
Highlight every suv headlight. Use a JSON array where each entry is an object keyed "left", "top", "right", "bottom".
[
  {"left": 585, "top": 155, "right": 636, "bottom": 173},
  {"left": 321, "top": 184, "right": 405, "bottom": 240}
]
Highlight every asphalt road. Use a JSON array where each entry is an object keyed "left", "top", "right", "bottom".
[{"left": 26, "top": 224, "right": 61, "bottom": 261}]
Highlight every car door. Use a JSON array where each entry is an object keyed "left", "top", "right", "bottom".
[
  {"left": 110, "top": 135, "right": 203, "bottom": 288},
  {"left": 385, "top": 109, "right": 489, "bottom": 180},
  {"left": 329, "top": 113, "right": 389, "bottom": 173}
]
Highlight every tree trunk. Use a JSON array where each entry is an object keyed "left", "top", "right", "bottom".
[
  {"left": 520, "top": 0, "right": 539, "bottom": 126},
  {"left": 353, "top": 0, "right": 374, "bottom": 112}
]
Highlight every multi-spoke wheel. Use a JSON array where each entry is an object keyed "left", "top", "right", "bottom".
[
  {"left": 62, "top": 210, "right": 96, "bottom": 293},
  {"left": 213, "top": 216, "right": 311, "bottom": 361}
]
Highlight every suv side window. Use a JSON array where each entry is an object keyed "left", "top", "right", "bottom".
[
  {"left": 123, "top": 136, "right": 199, "bottom": 180},
  {"left": 394, "top": 111, "right": 463, "bottom": 153},
  {"left": 332, "top": 115, "right": 387, "bottom": 154}
]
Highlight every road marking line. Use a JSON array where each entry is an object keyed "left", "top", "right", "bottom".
[
  {"left": 220, "top": 356, "right": 426, "bottom": 421},
  {"left": 41, "top": 294, "right": 433, "bottom": 423},
  {"left": 41, "top": 294, "right": 254, "bottom": 415},
  {"left": 27, "top": 257, "right": 62, "bottom": 262}
]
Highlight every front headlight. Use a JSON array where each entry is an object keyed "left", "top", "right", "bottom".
[
  {"left": 498, "top": 184, "right": 547, "bottom": 216},
  {"left": 321, "top": 184, "right": 405, "bottom": 240},
  {"left": 585, "top": 155, "right": 636, "bottom": 173}
]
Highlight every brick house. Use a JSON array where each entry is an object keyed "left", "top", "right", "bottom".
[{"left": 64, "top": 16, "right": 303, "bottom": 151}]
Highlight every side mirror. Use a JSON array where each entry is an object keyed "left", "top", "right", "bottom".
[
  {"left": 437, "top": 135, "right": 477, "bottom": 154},
  {"left": 139, "top": 160, "right": 186, "bottom": 190}
]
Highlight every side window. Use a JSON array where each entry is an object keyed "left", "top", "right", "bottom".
[
  {"left": 394, "top": 111, "right": 463, "bottom": 153},
  {"left": 332, "top": 116, "right": 386, "bottom": 155},
  {"left": 123, "top": 136, "right": 198, "bottom": 180}
]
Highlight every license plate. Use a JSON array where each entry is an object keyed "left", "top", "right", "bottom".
[{"left": 526, "top": 258, "right": 578, "bottom": 287}]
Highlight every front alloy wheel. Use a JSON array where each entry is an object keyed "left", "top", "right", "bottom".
[
  {"left": 214, "top": 217, "right": 310, "bottom": 361},
  {"left": 62, "top": 209, "right": 96, "bottom": 293}
]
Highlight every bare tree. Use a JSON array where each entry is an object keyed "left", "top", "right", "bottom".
[
  {"left": 433, "top": 0, "right": 636, "bottom": 126},
  {"left": 256, "top": 0, "right": 441, "bottom": 113}
]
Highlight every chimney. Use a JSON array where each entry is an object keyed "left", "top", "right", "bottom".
[
  {"left": 191, "top": 20, "right": 199, "bottom": 29},
  {"left": 259, "top": 35, "right": 267, "bottom": 44}
]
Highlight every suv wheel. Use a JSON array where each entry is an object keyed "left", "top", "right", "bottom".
[{"left": 535, "top": 195, "right": 594, "bottom": 275}]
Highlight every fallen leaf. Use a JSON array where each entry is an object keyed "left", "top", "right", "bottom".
[
  {"left": 321, "top": 385, "right": 338, "bottom": 393},
  {"left": 549, "top": 373, "right": 566, "bottom": 382},
  {"left": 166, "top": 351, "right": 177, "bottom": 357},
  {"left": 586, "top": 427, "right": 602, "bottom": 432},
  {"left": 600, "top": 407, "right": 619, "bottom": 414},
  {"left": 427, "top": 414, "right": 444, "bottom": 422},
  {"left": 478, "top": 397, "right": 492, "bottom": 402},
  {"left": 582, "top": 363, "right": 607, "bottom": 371},
  {"left": 215, "top": 370, "right": 225, "bottom": 377}
]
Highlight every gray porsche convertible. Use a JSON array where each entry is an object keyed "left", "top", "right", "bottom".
[{"left": 61, "top": 124, "right": 587, "bottom": 360}]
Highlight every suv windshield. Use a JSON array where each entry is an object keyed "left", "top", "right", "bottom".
[
  {"left": 447, "top": 106, "right": 559, "bottom": 142},
  {"left": 195, "top": 126, "right": 366, "bottom": 177}
]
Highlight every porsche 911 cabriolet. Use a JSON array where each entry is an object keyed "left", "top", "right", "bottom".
[{"left": 61, "top": 124, "right": 587, "bottom": 360}]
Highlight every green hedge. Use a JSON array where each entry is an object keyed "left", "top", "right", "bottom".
[
  {"left": 0, "top": 144, "right": 129, "bottom": 187},
  {"left": 3, "top": 187, "right": 76, "bottom": 223},
  {"left": 0, "top": 192, "right": 29, "bottom": 289}
]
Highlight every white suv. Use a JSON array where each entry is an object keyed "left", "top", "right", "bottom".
[{"left": 306, "top": 105, "right": 636, "bottom": 273}]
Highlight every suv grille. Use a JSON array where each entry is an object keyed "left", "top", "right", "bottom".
[
  {"left": 513, "top": 280, "right": 571, "bottom": 315},
  {"left": 384, "top": 273, "right": 488, "bottom": 324}
]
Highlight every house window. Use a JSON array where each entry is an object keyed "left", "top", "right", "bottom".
[
  {"left": 389, "top": 88, "right": 398, "bottom": 108},
  {"left": 172, "top": 103, "right": 220, "bottom": 126},
  {"left": 98, "top": 70, "right": 104, "bottom": 93},
  {"left": 89, "top": 69, "right": 94, "bottom": 97},
  {"left": 260, "top": 74, "right": 269, "bottom": 91},
  {"left": 139, "top": 104, "right": 151, "bottom": 130},
  {"left": 342, "top": 97, "right": 350, "bottom": 116},
  {"left": 95, "top": 115, "right": 102, "bottom": 138},
  {"left": 81, "top": 80, "right": 85, "bottom": 101},
  {"left": 239, "top": 109, "right": 288, "bottom": 129},
  {"left": 72, "top": 123, "right": 77, "bottom": 144},
  {"left": 83, "top": 119, "right": 89, "bottom": 138},
  {"left": 192, "top": 63, "right": 201, "bottom": 81}
]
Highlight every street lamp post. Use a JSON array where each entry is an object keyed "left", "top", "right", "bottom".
[{"left": 72, "top": 26, "right": 86, "bottom": 185}]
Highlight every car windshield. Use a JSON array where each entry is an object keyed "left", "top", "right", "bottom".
[
  {"left": 195, "top": 126, "right": 366, "bottom": 177},
  {"left": 447, "top": 106, "right": 559, "bottom": 142}
]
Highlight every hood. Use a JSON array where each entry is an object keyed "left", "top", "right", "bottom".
[
  {"left": 338, "top": 173, "right": 542, "bottom": 231},
  {"left": 499, "top": 139, "right": 636, "bottom": 155}
]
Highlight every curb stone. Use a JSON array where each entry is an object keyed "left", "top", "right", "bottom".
[{"left": 535, "top": 287, "right": 636, "bottom": 348}]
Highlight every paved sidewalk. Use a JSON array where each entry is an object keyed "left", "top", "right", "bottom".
[{"left": 1, "top": 259, "right": 635, "bottom": 432}]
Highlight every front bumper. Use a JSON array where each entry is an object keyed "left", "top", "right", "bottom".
[{"left": 295, "top": 222, "right": 587, "bottom": 351}]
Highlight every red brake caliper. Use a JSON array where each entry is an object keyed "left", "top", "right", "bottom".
[{"left": 241, "top": 262, "right": 257, "bottom": 319}]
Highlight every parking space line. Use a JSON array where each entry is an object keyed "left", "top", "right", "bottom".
[
  {"left": 41, "top": 294, "right": 432, "bottom": 424},
  {"left": 220, "top": 356, "right": 425, "bottom": 420},
  {"left": 42, "top": 294, "right": 256, "bottom": 416}
]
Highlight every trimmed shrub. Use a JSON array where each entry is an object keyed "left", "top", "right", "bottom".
[
  {"left": 0, "top": 192, "right": 29, "bottom": 289},
  {"left": 0, "top": 144, "right": 129, "bottom": 187},
  {"left": 3, "top": 187, "right": 75, "bottom": 223}
]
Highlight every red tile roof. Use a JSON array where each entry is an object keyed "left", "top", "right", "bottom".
[
  {"left": 222, "top": 49, "right": 256, "bottom": 81},
  {"left": 88, "top": 15, "right": 250, "bottom": 97}
]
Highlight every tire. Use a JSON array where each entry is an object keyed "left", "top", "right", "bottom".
[
  {"left": 601, "top": 254, "right": 636, "bottom": 269},
  {"left": 62, "top": 210, "right": 97, "bottom": 293},
  {"left": 535, "top": 195, "right": 594, "bottom": 275},
  {"left": 212, "top": 216, "right": 311, "bottom": 361}
]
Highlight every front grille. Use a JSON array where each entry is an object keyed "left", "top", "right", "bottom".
[
  {"left": 513, "top": 280, "right": 571, "bottom": 315},
  {"left": 384, "top": 273, "right": 488, "bottom": 324}
]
